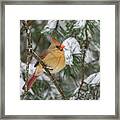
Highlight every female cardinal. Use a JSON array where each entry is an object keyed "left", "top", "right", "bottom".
[{"left": 23, "top": 37, "right": 65, "bottom": 91}]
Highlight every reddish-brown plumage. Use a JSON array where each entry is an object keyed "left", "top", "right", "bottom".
[
  {"left": 23, "top": 37, "right": 65, "bottom": 91},
  {"left": 26, "top": 74, "right": 37, "bottom": 90}
]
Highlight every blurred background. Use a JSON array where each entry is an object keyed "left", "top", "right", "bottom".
[{"left": 20, "top": 20, "right": 100, "bottom": 100}]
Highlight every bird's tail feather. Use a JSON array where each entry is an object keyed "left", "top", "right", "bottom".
[{"left": 23, "top": 73, "right": 37, "bottom": 91}]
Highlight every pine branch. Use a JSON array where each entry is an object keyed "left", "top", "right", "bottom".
[
  {"left": 23, "top": 21, "right": 33, "bottom": 92},
  {"left": 78, "top": 21, "right": 90, "bottom": 99}
]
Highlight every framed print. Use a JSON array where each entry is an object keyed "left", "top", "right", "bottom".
[{"left": 0, "top": 0, "right": 120, "bottom": 119}]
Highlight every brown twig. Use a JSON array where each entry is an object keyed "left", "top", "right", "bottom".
[
  {"left": 20, "top": 21, "right": 33, "bottom": 99},
  {"left": 23, "top": 21, "right": 33, "bottom": 92},
  {"left": 78, "top": 21, "right": 89, "bottom": 99}
]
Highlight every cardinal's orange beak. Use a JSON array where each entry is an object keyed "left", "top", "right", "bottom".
[{"left": 60, "top": 44, "right": 65, "bottom": 49}]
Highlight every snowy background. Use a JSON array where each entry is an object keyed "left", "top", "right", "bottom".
[{"left": 20, "top": 20, "right": 100, "bottom": 100}]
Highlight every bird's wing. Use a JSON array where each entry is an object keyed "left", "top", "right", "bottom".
[{"left": 43, "top": 48, "right": 65, "bottom": 73}]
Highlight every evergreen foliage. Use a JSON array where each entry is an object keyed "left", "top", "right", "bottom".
[{"left": 20, "top": 20, "right": 100, "bottom": 100}]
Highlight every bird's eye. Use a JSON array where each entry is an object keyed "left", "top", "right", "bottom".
[
  {"left": 56, "top": 45, "right": 63, "bottom": 51},
  {"left": 56, "top": 46, "right": 60, "bottom": 49}
]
